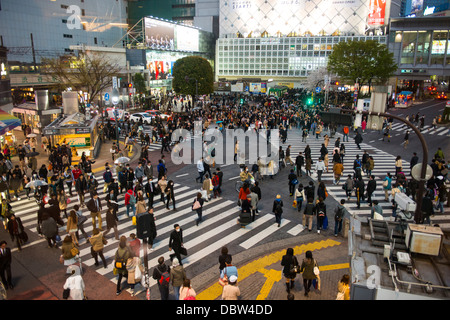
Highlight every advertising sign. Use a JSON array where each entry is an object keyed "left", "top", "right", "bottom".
[
  {"left": 368, "top": 0, "right": 386, "bottom": 26},
  {"left": 146, "top": 51, "right": 189, "bottom": 80},
  {"left": 144, "top": 18, "right": 175, "bottom": 50}
]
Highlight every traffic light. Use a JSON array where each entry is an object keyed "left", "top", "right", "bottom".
[
  {"left": 307, "top": 98, "right": 313, "bottom": 105},
  {"left": 240, "top": 98, "right": 244, "bottom": 104},
  {"left": 128, "top": 83, "right": 133, "bottom": 88},
  {"left": 331, "top": 81, "right": 339, "bottom": 86}
]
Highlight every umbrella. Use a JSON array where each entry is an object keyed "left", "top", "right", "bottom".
[
  {"left": 216, "top": 121, "right": 223, "bottom": 124},
  {"left": 26, "top": 151, "right": 40, "bottom": 157},
  {"left": 27, "top": 133, "right": 37, "bottom": 138},
  {"left": 25, "top": 180, "right": 48, "bottom": 188},
  {"left": 114, "top": 157, "right": 130, "bottom": 164}
]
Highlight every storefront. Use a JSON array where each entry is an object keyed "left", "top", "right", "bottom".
[
  {"left": 43, "top": 113, "right": 100, "bottom": 163},
  {"left": 12, "top": 103, "right": 60, "bottom": 134},
  {"left": 0, "top": 109, "right": 22, "bottom": 156}
]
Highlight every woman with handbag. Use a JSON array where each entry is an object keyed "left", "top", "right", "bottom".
[
  {"left": 192, "top": 192, "right": 204, "bottom": 226},
  {"left": 60, "top": 235, "right": 79, "bottom": 273},
  {"left": 179, "top": 278, "right": 196, "bottom": 300},
  {"left": 66, "top": 210, "right": 79, "bottom": 246},
  {"left": 281, "top": 248, "right": 299, "bottom": 293},
  {"left": 299, "top": 250, "right": 319, "bottom": 297},
  {"left": 126, "top": 256, "right": 144, "bottom": 296},
  {"left": 63, "top": 267, "right": 85, "bottom": 300},
  {"left": 88, "top": 228, "right": 107, "bottom": 268}
]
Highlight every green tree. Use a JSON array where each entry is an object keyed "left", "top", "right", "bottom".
[
  {"left": 327, "top": 40, "right": 397, "bottom": 94},
  {"left": 172, "top": 56, "right": 214, "bottom": 97}
]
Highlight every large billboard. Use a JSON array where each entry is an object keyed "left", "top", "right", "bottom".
[
  {"left": 144, "top": 17, "right": 199, "bottom": 52},
  {"left": 368, "top": 0, "right": 387, "bottom": 26},
  {"left": 219, "top": 0, "right": 370, "bottom": 37},
  {"left": 146, "top": 51, "right": 189, "bottom": 80},
  {"left": 144, "top": 18, "right": 175, "bottom": 50}
]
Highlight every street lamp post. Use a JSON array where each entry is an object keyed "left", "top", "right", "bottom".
[
  {"left": 339, "top": 108, "right": 429, "bottom": 224},
  {"left": 111, "top": 88, "right": 120, "bottom": 151}
]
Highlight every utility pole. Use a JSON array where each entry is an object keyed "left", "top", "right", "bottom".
[{"left": 339, "top": 108, "right": 429, "bottom": 224}]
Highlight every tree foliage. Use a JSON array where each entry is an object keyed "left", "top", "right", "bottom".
[
  {"left": 327, "top": 40, "right": 397, "bottom": 88},
  {"left": 41, "top": 53, "right": 121, "bottom": 105},
  {"left": 172, "top": 56, "right": 214, "bottom": 96}
]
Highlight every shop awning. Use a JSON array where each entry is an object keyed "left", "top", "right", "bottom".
[{"left": 0, "top": 109, "right": 22, "bottom": 136}]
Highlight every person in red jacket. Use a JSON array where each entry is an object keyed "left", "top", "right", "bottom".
[
  {"left": 124, "top": 189, "right": 136, "bottom": 217},
  {"left": 238, "top": 183, "right": 250, "bottom": 207},
  {"left": 72, "top": 165, "right": 83, "bottom": 180}
]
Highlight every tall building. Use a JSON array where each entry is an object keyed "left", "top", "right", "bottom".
[{"left": 215, "top": 0, "right": 389, "bottom": 88}]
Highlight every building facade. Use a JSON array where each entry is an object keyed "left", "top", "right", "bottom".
[{"left": 388, "top": 17, "right": 450, "bottom": 83}]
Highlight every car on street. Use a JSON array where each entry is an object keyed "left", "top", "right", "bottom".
[
  {"left": 129, "top": 112, "right": 152, "bottom": 124},
  {"left": 436, "top": 92, "right": 448, "bottom": 100}
]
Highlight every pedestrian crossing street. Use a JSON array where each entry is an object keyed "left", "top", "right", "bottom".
[
  {"left": 386, "top": 122, "right": 449, "bottom": 136},
  {"left": 281, "top": 129, "right": 450, "bottom": 230},
  {"left": 9, "top": 167, "right": 305, "bottom": 294}
]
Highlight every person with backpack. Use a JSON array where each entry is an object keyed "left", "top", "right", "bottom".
[
  {"left": 152, "top": 256, "right": 171, "bottom": 300},
  {"left": 272, "top": 194, "right": 284, "bottom": 227},
  {"left": 114, "top": 236, "right": 133, "bottom": 296},
  {"left": 314, "top": 197, "right": 327, "bottom": 234},
  {"left": 124, "top": 189, "right": 136, "bottom": 217},
  {"left": 334, "top": 199, "right": 346, "bottom": 237}
]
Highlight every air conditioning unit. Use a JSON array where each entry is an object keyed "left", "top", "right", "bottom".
[{"left": 405, "top": 224, "right": 443, "bottom": 256}]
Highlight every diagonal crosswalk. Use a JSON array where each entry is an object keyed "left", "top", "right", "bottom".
[
  {"left": 9, "top": 166, "right": 305, "bottom": 294},
  {"left": 387, "top": 122, "right": 449, "bottom": 136},
  {"left": 280, "top": 128, "right": 450, "bottom": 230}
]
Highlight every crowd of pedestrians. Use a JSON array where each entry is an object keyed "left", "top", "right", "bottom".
[{"left": 0, "top": 89, "right": 448, "bottom": 300}]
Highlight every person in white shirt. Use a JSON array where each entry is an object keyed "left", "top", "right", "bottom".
[
  {"left": 63, "top": 267, "right": 85, "bottom": 300},
  {"left": 315, "top": 157, "right": 326, "bottom": 182}
]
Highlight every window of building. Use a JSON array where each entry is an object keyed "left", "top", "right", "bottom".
[
  {"left": 415, "top": 31, "right": 431, "bottom": 65},
  {"left": 63, "top": 34, "right": 73, "bottom": 38},
  {"left": 401, "top": 31, "right": 417, "bottom": 65},
  {"left": 430, "top": 30, "right": 448, "bottom": 66}
]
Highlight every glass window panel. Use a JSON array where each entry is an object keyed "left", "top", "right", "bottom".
[
  {"left": 416, "top": 31, "right": 431, "bottom": 65},
  {"left": 431, "top": 31, "right": 448, "bottom": 65},
  {"left": 401, "top": 31, "right": 417, "bottom": 64}
]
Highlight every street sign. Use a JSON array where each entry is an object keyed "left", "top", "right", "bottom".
[
  {"left": 104, "top": 93, "right": 110, "bottom": 101},
  {"left": 112, "top": 76, "right": 118, "bottom": 89},
  {"left": 315, "top": 87, "right": 322, "bottom": 93}
]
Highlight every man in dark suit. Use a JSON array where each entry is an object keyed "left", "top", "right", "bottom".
[
  {"left": 0, "top": 240, "right": 13, "bottom": 289},
  {"left": 86, "top": 192, "right": 103, "bottom": 231},
  {"left": 168, "top": 224, "right": 184, "bottom": 265}
]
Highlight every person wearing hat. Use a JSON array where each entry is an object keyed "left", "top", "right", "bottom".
[
  {"left": 222, "top": 275, "right": 240, "bottom": 300},
  {"left": 272, "top": 194, "right": 284, "bottom": 227}
]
